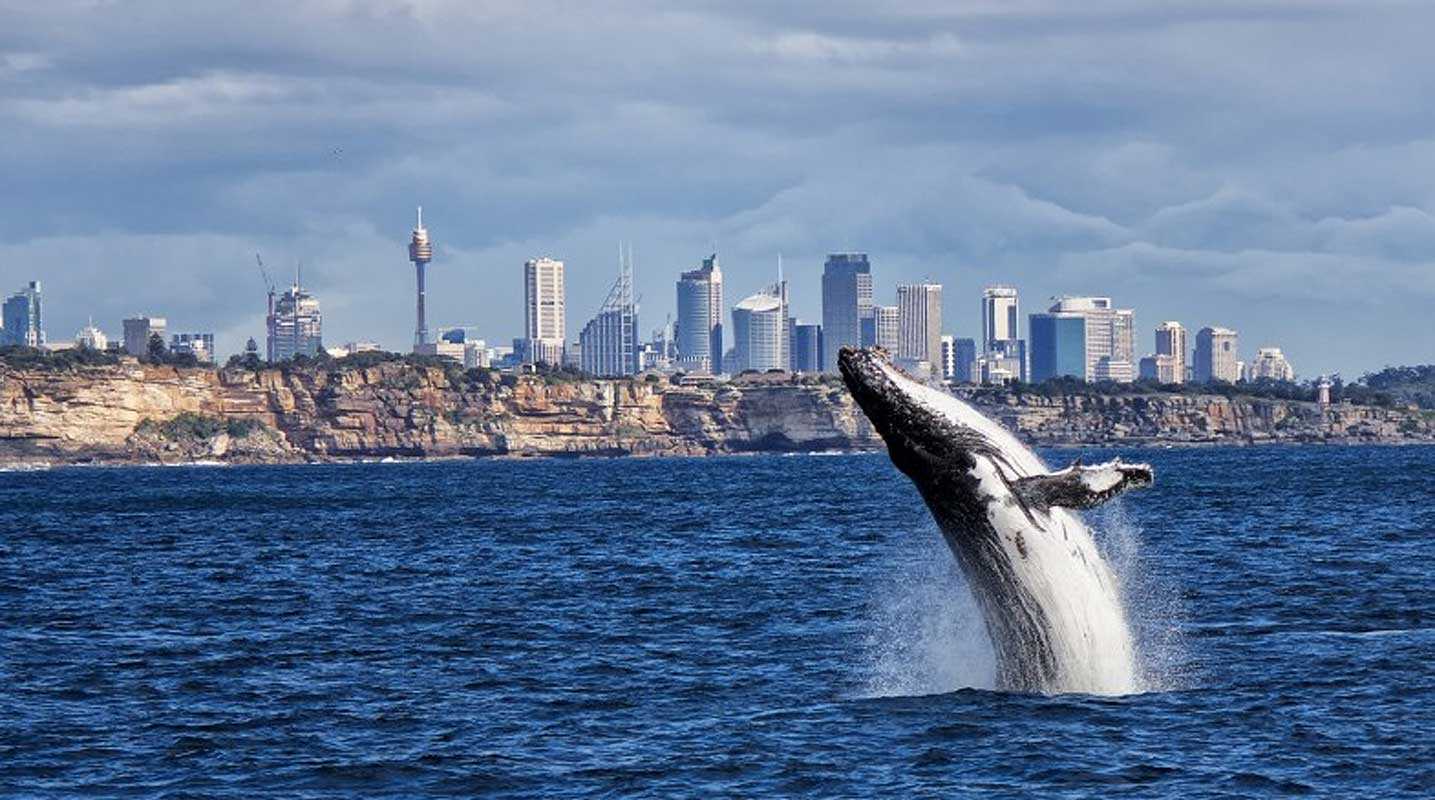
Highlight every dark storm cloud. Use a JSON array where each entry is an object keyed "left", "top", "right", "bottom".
[{"left": 1, "top": 0, "right": 1432, "bottom": 375}]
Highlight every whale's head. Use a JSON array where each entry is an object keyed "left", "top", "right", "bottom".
[{"left": 837, "top": 346, "right": 1033, "bottom": 481}]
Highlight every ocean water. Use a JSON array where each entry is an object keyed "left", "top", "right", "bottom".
[{"left": 2, "top": 447, "right": 1432, "bottom": 798}]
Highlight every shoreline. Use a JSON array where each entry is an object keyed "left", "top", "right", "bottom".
[{"left": 6, "top": 437, "right": 1434, "bottom": 473}]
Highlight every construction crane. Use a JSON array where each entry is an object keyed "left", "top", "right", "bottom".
[{"left": 256, "top": 252, "right": 276, "bottom": 339}]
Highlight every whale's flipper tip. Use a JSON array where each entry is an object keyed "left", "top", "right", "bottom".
[{"left": 1014, "top": 459, "right": 1153, "bottom": 511}]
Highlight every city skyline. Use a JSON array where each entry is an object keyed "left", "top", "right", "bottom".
[{"left": 3, "top": 3, "right": 1433, "bottom": 375}]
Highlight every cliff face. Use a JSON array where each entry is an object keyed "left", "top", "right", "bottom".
[
  {"left": 0, "top": 363, "right": 880, "bottom": 464},
  {"left": 964, "top": 390, "right": 1435, "bottom": 445},
  {"left": 0, "top": 361, "right": 1430, "bottom": 465}
]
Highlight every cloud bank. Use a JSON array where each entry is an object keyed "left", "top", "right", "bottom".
[{"left": 2, "top": 0, "right": 1433, "bottom": 375}]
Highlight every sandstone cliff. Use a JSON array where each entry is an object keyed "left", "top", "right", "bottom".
[
  {"left": 0, "top": 361, "right": 1430, "bottom": 465},
  {"left": 0, "top": 362, "right": 879, "bottom": 464}
]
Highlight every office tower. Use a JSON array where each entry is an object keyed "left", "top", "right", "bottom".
[
  {"left": 267, "top": 280, "right": 323, "bottom": 361},
  {"left": 1154, "top": 321, "right": 1188, "bottom": 384},
  {"left": 867, "top": 304, "right": 899, "bottom": 352},
  {"left": 408, "top": 207, "right": 434, "bottom": 348},
  {"left": 1, "top": 281, "right": 44, "bottom": 347},
  {"left": 523, "top": 257, "right": 566, "bottom": 365},
  {"left": 954, "top": 337, "right": 977, "bottom": 383},
  {"left": 169, "top": 332, "right": 215, "bottom": 363},
  {"left": 1028, "top": 307, "right": 1088, "bottom": 382},
  {"left": 821, "top": 253, "right": 872, "bottom": 370},
  {"left": 791, "top": 321, "right": 822, "bottom": 373},
  {"left": 981, "top": 285, "right": 1019, "bottom": 350},
  {"left": 580, "top": 249, "right": 640, "bottom": 376},
  {"left": 896, "top": 282, "right": 942, "bottom": 366},
  {"left": 940, "top": 335, "right": 956, "bottom": 380},
  {"left": 676, "top": 254, "right": 724, "bottom": 373},
  {"left": 731, "top": 281, "right": 789, "bottom": 373},
  {"left": 1194, "top": 326, "right": 1240, "bottom": 383},
  {"left": 1247, "top": 347, "right": 1295, "bottom": 381},
  {"left": 123, "top": 316, "right": 168, "bottom": 357},
  {"left": 1028, "top": 297, "right": 1135, "bottom": 383},
  {"left": 980, "top": 285, "right": 1027, "bottom": 381}
]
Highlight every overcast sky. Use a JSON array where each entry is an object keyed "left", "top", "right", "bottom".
[{"left": 3, "top": 0, "right": 1433, "bottom": 376}]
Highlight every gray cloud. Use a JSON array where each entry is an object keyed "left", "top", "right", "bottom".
[{"left": 1, "top": 0, "right": 1432, "bottom": 376}]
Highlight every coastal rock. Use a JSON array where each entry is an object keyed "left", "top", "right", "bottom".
[{"left": 0, "top": 360, "right": 1429, "bottom": 465}]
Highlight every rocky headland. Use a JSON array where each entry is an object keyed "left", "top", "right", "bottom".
[{"left": 1, "top": 359, "right": 1431, "bottom": 466}]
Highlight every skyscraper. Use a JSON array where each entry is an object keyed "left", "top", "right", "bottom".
[
  {"left": 579, "top": 249, "right": 639, "bottom": 377},
  {"left": 873, "top": 305, "right": 899, "bottom": 351},
  {"left": 1, "top": 281, "right": 43, "bottom": 347},
  {"left": 820, "top": 253, "right": 872, "bottom": 371},
  {"left": 408, "top": 207, "right": 434, "bottom": 349},
  {"left": 267, "top": 281, "right": 323, "bottom": 361},
  {"left": 123, "top": 316, "right": 167, "bottom": 357},
  {"left": 896, "top": 282, "right": 942, "bottom": 367},
  {"left": 981, "top": 285, "right": 1019, "bottom": 350},
  {"left": 980, "top": 285, "right": 1027, "bottom": 381},
  {"left": 791, "top": 322, "right": 822, "bottom": 373},
  {"left": 676, "top": 254, "right": 724, "bottom": 373},
  {"left": 524, "top": 257, "right": 566, "bottom": 365},
  {"left": 1194, "top": 326, "right": 1240, "bottom": 383},
  {"left": 1154, "top": 321, "right": 1188, "bottom": 384},
  {"left": 731, "top": 281, "right": 789, "bottom": 373},
  {"left": 1029, "top": 308, "right": 1088, "bottom": 382},
  {"left": 1028, "top": 297, "right": 1136, "bottom": 383},
  {"left": 954, "top": 337, "right": 978, "bottom": 383}
]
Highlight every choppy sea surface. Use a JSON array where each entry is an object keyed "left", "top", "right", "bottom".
[{"left": 2, "top": 446, "right": 1432, "bottom": 798}]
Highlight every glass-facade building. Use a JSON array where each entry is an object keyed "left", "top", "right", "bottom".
[
  {"left": 1029, "top": 313, "right": 1087, "bottom": 382},
  {"left": 820, "top": 253, "right": 872, "bottom": 371},
  {"left": 676, "top": 254, "right": 723, "bottom": 373},
  {"left": 2, "top": 281, "right": 43, "bottom": 347},
  {"left": 791, "top": 322, "right": 822, "bottom": 373}
]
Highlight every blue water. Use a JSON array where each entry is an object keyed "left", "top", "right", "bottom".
[{"left": 2, "top": 447, "right": 1432, "bottom": 797}]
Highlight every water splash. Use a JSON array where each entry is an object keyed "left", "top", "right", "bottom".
[
  {"left": 860, "top": 529, "right": 995, "bottom": 697},
  {"left": 1089, "top": 501, "right": 1191, "bottom": 693}
]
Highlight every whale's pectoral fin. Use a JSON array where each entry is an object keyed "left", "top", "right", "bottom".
[{"left": 1013, "top": 459, "right": 1153, "bottom": 511}]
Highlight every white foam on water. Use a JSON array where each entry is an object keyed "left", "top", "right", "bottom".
[
  {"left": 1087, "top": 501, "right": 1191, "bottom": 693},
  {"left": 859, "top": 529, "right": 996, "bottom": 697}
]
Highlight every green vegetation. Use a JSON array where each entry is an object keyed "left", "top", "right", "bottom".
[
  {"left": 1351, "top": 365, "right": 1435, "bottom": 409},
  {"left": 0, "top": 345, "right": 120, "bottom": 370},
  {"left": 136, "top": 412, "right": 264, "bottom": 440}
]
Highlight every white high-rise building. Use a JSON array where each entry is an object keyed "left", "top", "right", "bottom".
[
  {"left": 1247, "top": 346, "right": 1295, "bottom": 381},
  {"left": 981, "top": 285, "right": 1026, "bottom": 381},
  {"left": 939, "top": 335, "right": 956, "bottom": 381},
  {"left": 524, "top": 257, "right": 566, "bottom": 365},
  {"left": 896, "top": 282, "right": 942, "bottom": 366},
  {"left": 981, "top": 285, "right": 1020, "bottom": 350},
  {"left": 1194, "top": 326, "right": 1240, "bottom": 383},
  {"left": 1154, "top": 321, "right": 1188, "bottom": 384},
  {"left": 873, "top": 305, "right": 899, "bottom": 351},
  {"left": 731, "top": 281, "right": 790, "bottom": 373}
]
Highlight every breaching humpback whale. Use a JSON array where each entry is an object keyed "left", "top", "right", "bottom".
[{"left": 839, "top": 347, "right": 1153, "bottom": 695}]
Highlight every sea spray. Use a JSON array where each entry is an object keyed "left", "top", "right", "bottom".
[
  {"left": 1088, "top": 501, "right": 1191, "bottom": 693},
  {"left": 860, "top": 525, "right": 995, "bottom": 697}
]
